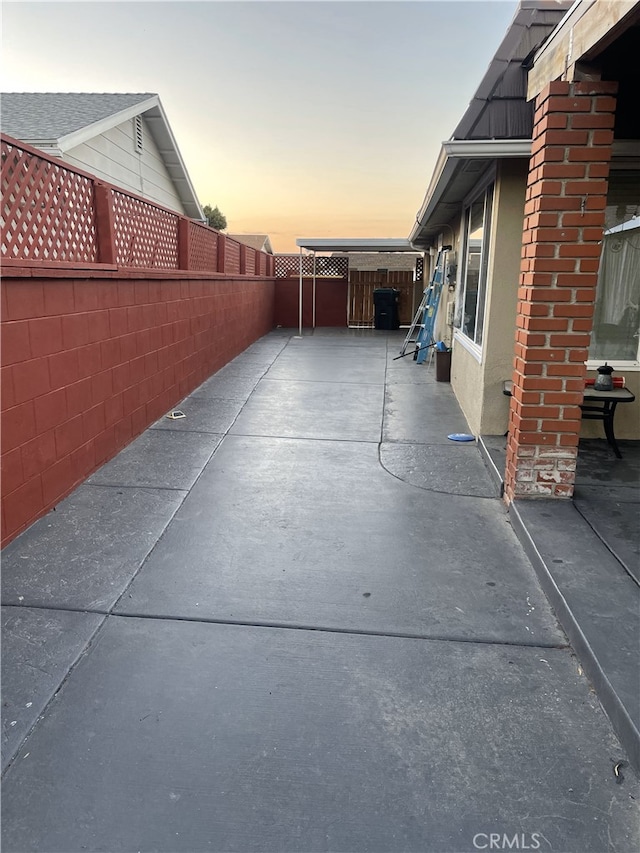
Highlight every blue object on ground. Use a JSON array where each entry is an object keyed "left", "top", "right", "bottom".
[{"left": 447, "top": 433, "right": 475, "bottom": 442}]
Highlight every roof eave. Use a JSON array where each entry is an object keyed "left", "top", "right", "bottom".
[
  {"left": 443, "top": 139, "right": 532, "bottom": 159},
  {"left": 144, "top": 98, "right": 204, "bottom": 220},
  {"left": 54, "top": 94, "right": 203, "bottom": 221},
  {"left": 55, "top": 95, "right": 160, "bottom": 152},
  {"left": 409, "top": 139, "right": 532, "bottom": 246}
]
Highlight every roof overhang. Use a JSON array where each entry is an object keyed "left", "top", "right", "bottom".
[
  {"left": 527, "top": 0, "right": 640, "bottom": 98},
  {"left": 409, "top": 139, "right": 532, "bottom": 248},
  {"left": 295, "top": 238, "right": 418, "bottom": 253}
]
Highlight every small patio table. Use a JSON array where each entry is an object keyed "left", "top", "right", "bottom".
[{"left": 502, "top": 380, "right": 636, "bottom": 459}]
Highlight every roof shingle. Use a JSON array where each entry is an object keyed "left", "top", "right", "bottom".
[{"left": 1, "top": 92, "right": 156, "bottom": 141}]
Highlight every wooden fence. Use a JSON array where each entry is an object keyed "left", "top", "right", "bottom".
[{"left": 348, "top": 270, "right": 416, "bottom": 327}]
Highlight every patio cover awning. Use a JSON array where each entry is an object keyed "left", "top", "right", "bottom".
[
  {"left": 295, "top": 238, "right": 417, "bottom": 253},
  {"left": 290, "top": 238, "right": 420, "bottom": 336}
]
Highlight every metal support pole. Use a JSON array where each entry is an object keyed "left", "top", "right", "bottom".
[
  {"left": 296, "top": 246, "right": 303, "bottom": 338},
  {"left": 312, "top": 251, "right": 317, "bottom": 329}
]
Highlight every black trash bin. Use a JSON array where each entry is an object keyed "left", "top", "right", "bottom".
[
  {"left": 373, "top": 288, "right": 400, "bottom": 330},
  {"left": 435, "top": 349, "right": 452, "bottom": 382}
]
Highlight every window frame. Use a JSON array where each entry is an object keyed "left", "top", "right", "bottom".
[
  {"left": 586, "top": 216, "right": 640, "bottom": 371},
  {"left": 453, "top": 176, "right": 495, "bottom": 361}
]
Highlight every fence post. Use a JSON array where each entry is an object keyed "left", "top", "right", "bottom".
[
  {"left": 94, "top": 182, "right": 116, "bottom": 265},
  {"left": 178, "top": 218, "right": 191, "bottom": 270},
  {"left": 217, "top": 233, "right": 226, "bottom": 273},
  {"left": 239, "top": 242, "right": 247, "bottom": 275}
]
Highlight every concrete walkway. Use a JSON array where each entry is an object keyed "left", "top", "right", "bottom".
[{"left": 2, "top": 329, "right": 638, "bottom": 853}]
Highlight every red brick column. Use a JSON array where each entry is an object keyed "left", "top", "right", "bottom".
[{"left": 504, "top": 80, "right": 617, "bottom": 502}]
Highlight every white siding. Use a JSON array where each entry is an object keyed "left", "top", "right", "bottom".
[{"left": 63, "top": 118, "right": 186, "bottom": 214}]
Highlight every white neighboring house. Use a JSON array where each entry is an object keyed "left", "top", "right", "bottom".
[{"left": 1, "top": 92, "right": 204, "bottom": 220}]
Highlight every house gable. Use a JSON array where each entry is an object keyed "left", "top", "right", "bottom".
[
  {"left": 0, "top": 93, "right": 203, "bottom": 220},
  {"left": 63, "top": 116, "right": 186, "bottom": 214}
]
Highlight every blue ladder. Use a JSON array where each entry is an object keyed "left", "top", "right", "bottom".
[{"left": 399, "top": 248, "right": 447, "bottom": 362}]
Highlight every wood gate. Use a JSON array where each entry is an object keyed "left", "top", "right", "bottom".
[{"left": 347, "top": 270, "right": 416, "bottom": 327}]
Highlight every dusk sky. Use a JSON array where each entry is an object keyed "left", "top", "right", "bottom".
[{"left": 3, "top": 1, "right": 520, "bottom": 252}]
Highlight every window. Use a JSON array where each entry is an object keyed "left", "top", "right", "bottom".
[
  {"left": 589, "top": 218, "right": 640, "bottom": 363},
  {"left": 455, "top": 183, "right": 494, "bottom": 347},
  {"left": 588, "top": 172, "right": 640, "bottom": 365}
]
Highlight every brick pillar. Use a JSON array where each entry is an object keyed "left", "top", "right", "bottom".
[{"left": 504, "top": 80, "right": 617, "bottom": 502}]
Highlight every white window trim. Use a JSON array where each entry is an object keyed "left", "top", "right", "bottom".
[
  {"left": 454, "top": 177, "right": 495, "bottom": 354},
  {"left": 454, "top": 328, "right": 483, "bottom": 364}
]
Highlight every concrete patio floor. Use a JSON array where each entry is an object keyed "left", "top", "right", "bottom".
[{"left": 2, "top": 329, "right": 639, "bottom": 853}]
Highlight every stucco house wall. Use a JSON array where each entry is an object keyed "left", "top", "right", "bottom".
[
  {"left": 448, "top": 160, "right": 529, "bottom": 435},
  {"left": 478, "top": 159, "right": 530, "bottom": 434}
]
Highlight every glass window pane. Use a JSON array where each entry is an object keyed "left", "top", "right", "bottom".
[
  {"left": 462, "top": 198, "right": 483, "bottom": 339},
  {"left": 474, "top": 186, "right": 493, "bottom": 345},
  {"left": 459, "top": 187, "right": 493, "bottom": 345},
  {"left": 589, "top": 221, "right": 640, "bottom": 361},
  {"left": 589, "top": 168, "right": 640, "bottom": 362}
]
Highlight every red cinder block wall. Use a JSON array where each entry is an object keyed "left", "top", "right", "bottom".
[
  {"left": 1, "top": 270, "right": 275, "bottom": 545},
  {"left": 274, "top": 278, "right": 347, "bottom": 328}
]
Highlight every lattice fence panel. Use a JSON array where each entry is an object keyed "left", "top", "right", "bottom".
[
  {"left": 112, "top": 191, "right": 179, "bottom": 268},
  {"left": 225, "top": 238, "right": 241, "bottom": 274},
  {"left": 1, "top": 140, "right": 99, "bottom": 262},
  {"left": 275, "top": 255, "right": 304, "bottom": 277},
  {"left": 415, "top": 256, "right": 424, "bottom": 282},
  {"left": 189, "top": 221, "right": 217, "bottom": 271},
  {"left": 245, "top": 248, "right": 256, "bottom": 276},
  {"left": 274, "top": 255, "right": 349, "bottom": 278}
]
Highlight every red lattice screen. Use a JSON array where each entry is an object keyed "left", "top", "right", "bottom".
[
  {"left": 274, "top": 255, "right": 348, "bottom": 278},
  {"left": 2, "top": 135, "right": 273, "bottom": 275},
  {"left": 225, "top": 238, "right": 241, "bottom": 274},
  {"left": 188, "top": 220, "right": 217, "bottom": 271},
  {"left": 112, "top": 190, "right": 179, "bottom": 268},
  {"left": 1, "top": 139, "right": 99, "bottom": 263},
  {"left": 245, "top": 248, "right": 256, "bottom": 275}
]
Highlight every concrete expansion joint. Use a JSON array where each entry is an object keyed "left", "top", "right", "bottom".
[
  {"left": 573, "top": 502, "right": 640, "bottom": 588},
  {"left": 102, "top": 610, "right": 573, "bottom": 651},
  {"left": 84, "top": 482, "right": 191, "bottom": 494},
  {"left": 376, "top": 442, "right": 499, "bottom": 501}
]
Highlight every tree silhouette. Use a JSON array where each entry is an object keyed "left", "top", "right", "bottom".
[{"left": 202, "top": 204, "right": 227, "bottom": 230}]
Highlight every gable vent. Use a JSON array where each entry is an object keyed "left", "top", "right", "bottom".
[{"left": 134, "top": 116, "right": 143, "bottom": 154}]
